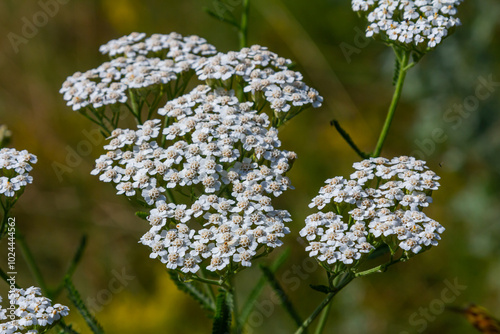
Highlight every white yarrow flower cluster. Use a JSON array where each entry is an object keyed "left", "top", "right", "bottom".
[
  {"left": 352, "top": 0, "right": 463, "bottom": 48},
  {"left": 0, "top": 148, "right": 37, "bottom": 198},
  {"left": 99, "top": 32, "right": 217, "bottom": 59},
  {"left": 0, "top": 287, "right": 69, "bottom": 334},
  {"left": 301, "top": 156, "right": 444, "bottom": 266},
  {"left": 93, "top": 86, "right": 295, "bottom": 274},
  {"left": 60, "top": 32, "right": 217, "bottom": 112},
  {"left": 195, "top": 45, "right": 323, "bottom": 115}
]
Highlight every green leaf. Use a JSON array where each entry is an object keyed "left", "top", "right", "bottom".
[
  {"left": 65, "top": 235, "right": 87, "bottom": 278},
  {"left": 260, "top": 265, "right": 302, "bottom": 326},
  {"left": 135, "top": 211, "right": 149, "bottom": 220},
  {"left": 53, "top": 235, "right": 88, "bottom": 299},
  {"left": 64, "top": 277, "right": 105, "bottom": 334},
  {"left": 203, "top": 7, "right": 240, "bottom": 28},
  {"left": 309, "top": 284, "right": 331, "bottom": 294},
  {"left": 167, "top": 271, "right": 215, "bottom": 313},
  {"left": 368, "top": 243, "right": 390, "bottom": 260},
  {"left": 57, "top": 322, "right": 80, "bottom": 334},
  {"left": 330, "top": 120, "right": 371, "bottom": 159},
  {"left": 239, "top": 248, "right": 290, "bottom": 325},
  {"left": 212, "top": 289, "right": 232, "bottom": 334},
  {"left": 392, "top": 56, "right": 401, "bottom": 86}
]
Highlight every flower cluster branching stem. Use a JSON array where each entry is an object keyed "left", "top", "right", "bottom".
[
  {"left": 373, "top": 50, "right": 411, "bottom": 157},
  {"left": 333, "top": 48, "right": 414, "bottom": 159},
  {"left": 239, "top": 0, "right": 250, "bottom": 48}
]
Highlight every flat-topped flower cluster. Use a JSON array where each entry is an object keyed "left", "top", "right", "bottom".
[
  {"left": 0, "top": 287, "right": 69, "bottom": 334},
  {"left": 59, "top": 32, "right": 323, "bottom": 128},
  {"left": 60, "top": 32, "right": 216, "bottom": 112},
  {"left": 0, "top": 148, "right": 37, "bottom": 198},
  {"left": 352, "top": 0, "right": 463, "bottom": 48},
  {"left": 92, "top": 86, "right": 296, "bottom": 274},
  {"left": 301, "top": 156, "right": 444, "bottom": 267},
  {"left": 195, "top": 45, "right": 323, "bottom": 118}
]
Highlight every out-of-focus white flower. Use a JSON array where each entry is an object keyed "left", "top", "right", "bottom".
[
  {"left": 301, "top": 156, "right": 443, "bottom": 266},
  {"left": 0, "top": 287, "right": 69, "bottom": 333},
  {"left": 0, "top": 148, "right": 37, "bottom": 198},
  {"left": 352, "top": 0, "right": 463, "bottom": 49}
]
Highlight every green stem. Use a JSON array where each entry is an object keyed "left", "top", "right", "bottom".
[
  {"left": 295, "top": 274, "right": 354, "bottom": 334},
  {"left": 212, "top": 289, "right": 232, "bottom": 334},
  {"left": 239, "top": 0, "right": 250, "bottom": 48},
  {"left": 128, "top": 90, "right": 142, "bottom": 124},
  {"left": 295, "top": 292, "right": 336, "bottom": 334},
  {"left": 165, "top": 188, "right": 176, "bottom": 204},
  {"left": 190, "top": 274, "right": 230, "bottom": 290},
  {"left": 228, "top": 277, "right": 241, "bottom": 334},
  {"left": 0, "top": 203, "right": 11, "bottom": 238},
  {"left": 355, "top": 257, "right": 402, "bottom": 277},
  {"left": 372, "top": 50, "right": 411, "bottom": 157},
  {"left": 16, "top": 230, "right": 50, "bottom": 297},
  {"left": 200, "top": 269, "right": 217, "bottom": 304},
  {"left": 314, "top": 299, "right": 333, "bottom": 334}
]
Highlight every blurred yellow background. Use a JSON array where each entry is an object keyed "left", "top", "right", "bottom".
[{"left": 0, "top": 0, "right": 499, "bottom": 333}]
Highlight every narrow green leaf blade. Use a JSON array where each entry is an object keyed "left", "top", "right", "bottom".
[
  {"left": 135, "top": 211, "right": 149, "bottom": 220},
  {"left": 57, "top": 321, "right": 81, "bottom": 334},
  {"left": 260, "top": 265, "right": 302, "bottom": 326},
  {"left": 212, "top": 289, "right": 231, "bottom": 334},
  {"left": 64, "top": 277, "right": 104, "bottom": 334},
  {"left": 239, "top": 248, "right": 290, "bottom": 325},
  {"left": 53, "top": 235, "right": 88, "bottom": 299},
  {"left": 167, "top": 271, "right": 215, "bottom": 313},
  {"left": 203, "top": 7, "right": 240, "bottom": 27},
  {"left": 309, "top": 284, "right": 331, "bottom": 294}
]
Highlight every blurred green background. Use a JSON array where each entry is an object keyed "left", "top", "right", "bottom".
[{"left": 0, "top": 0, "right": 499, "bottom": 333}]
